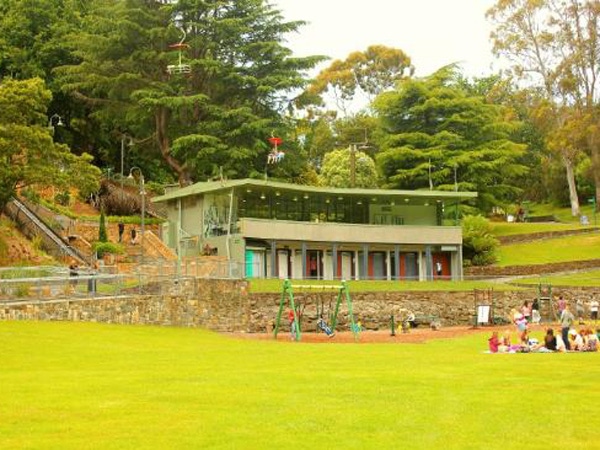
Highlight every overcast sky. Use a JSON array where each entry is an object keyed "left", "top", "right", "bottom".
[{"left": 272, "top": 0, "right": 500, "bottom": 78}]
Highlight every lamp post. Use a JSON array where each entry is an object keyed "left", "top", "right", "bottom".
[
  {"left": 48, "top": 114, "right": 64, "bottom": 133},
  {"left": 128, "top": 167, "right": 145, "bottom": 265},
  {"left": 120, "top": 136, "right": 134, "bottom": 202}
]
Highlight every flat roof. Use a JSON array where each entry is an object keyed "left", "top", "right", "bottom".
[{"left": 152, "top": 178, "right": 478, "bottom": 203}]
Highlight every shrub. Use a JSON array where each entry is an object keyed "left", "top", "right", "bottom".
[
  {"left": 99, "top": 209, "right": 108, "bottom": 243},
  {"left": 54, "top": 190, "right": 71, "bottom": 206},
  {"left": 92, "top": 241, "right": 125, "bottom": 259},
  {"left": 462, "top": 215, "right": 499, "bottom": 266}
]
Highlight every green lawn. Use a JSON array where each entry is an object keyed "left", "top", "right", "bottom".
[
  {"left": 1, "top": 321, "right": 598, "bottom": 449},
  {"left": 514, "top": 269, "right": 600, "bottom": 287},
  {"left": 497, "top": 233, "right": 600, "bottom": 266},
  {"left": 248, "top": 279, "right": 519, "bottom": 293}
]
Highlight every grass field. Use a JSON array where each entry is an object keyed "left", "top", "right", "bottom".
[
  {"left": 1, "top": 321, "right": 599, "bottom": 450},
  {"left": 497, "top": 233, "right": 600, "bottom": 266},
  {"left": 247, "top": 279, "right": 520, "bottom": 293}
]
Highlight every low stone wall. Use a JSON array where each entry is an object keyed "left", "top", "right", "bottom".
[
  {"left": 465, "top": 259, "right": 600, "bottom": 277},
  {"left": 3, "top": 280, "right": 600, "bottom": 332},
  {"left": 498, "top": 227, "right": 599, "bottom": 244}
]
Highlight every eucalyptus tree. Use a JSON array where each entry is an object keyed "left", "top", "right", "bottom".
[
  {"left": 488, "top": 0, "right": 600, "bottom": 215},
  {"left": 374, "top": 67, "right": 528, "bottom": 214},
  {"left": 306, "top": 45, "right": 414, "bottom": 117},
  {"left": 57, "top": 0, "right": 323, "bottom": 185}
]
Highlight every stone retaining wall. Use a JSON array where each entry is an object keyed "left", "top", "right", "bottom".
[
  {"left": 465, "top": 259, "right": 600, "bottom": 277},
  {"left": 2, "top": 280, "right": 599, "bottom": 332},
  {"left": 498, "top": 227, "right": 599, "bottom": 244}
]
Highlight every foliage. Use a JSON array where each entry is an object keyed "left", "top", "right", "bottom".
[
  {"left": 98, "top": 209, "right": 108, "bottom": 243},
  {"left": 56, "top": 0, "right": 323, "bottom": 186},
  {"left": 318, "top": 148, "right": 379, "bottom": 188},
  {"left": 374, "top": 66, "right": 528, "bottom": 213},
  {"left": 306, "top": 45, "right": 414, "bottom": 115},
  {"left": 462, "top": 215, "right": 499, "bottom": 266},
  {"left": 0, "top": 77, "right": 101, "bottom": 210},
  {"left": 54, "top": 190, "right": 70, "bottom": 207},
  {"left": 487, "top": 0, "right": 600, "bottom": 215},
  {"left": 92, "top": 241, "right": 124, "bottom": 259}
]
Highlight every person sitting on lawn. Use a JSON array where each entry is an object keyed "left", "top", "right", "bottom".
[
  {"left": 582, "top": 328, "right": 598, "bottom": 352},
  {"left": 488, "top": 331, "right": 500, "bottom": 353},
  {"left": 568, "top": 329, "right": 584, "bottom": 351}
]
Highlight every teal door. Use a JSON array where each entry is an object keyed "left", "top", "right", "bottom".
[{"left": 245, "top": 250, "right": 254, "bottom": 278}]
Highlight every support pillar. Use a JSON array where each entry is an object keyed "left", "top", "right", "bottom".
[
  {"left": 301, "top": 242, "right": 307, "bottom": 280},
  {"left": 270, "top": 240, "right": 277, "bottom": 278}
]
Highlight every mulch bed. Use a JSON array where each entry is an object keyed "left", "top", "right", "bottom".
[{"left": 227, "top": 325, "right": 490, "bottom": 344}]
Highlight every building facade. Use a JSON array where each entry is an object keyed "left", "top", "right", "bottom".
[{"left": 152, "top": 179, "right": 477, "bottom": 281}]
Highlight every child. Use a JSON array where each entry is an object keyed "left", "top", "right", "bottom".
[
  {"left": 317, "top": 318, "right": 334, "bottom": 337},
  {"left": 488, "top": 331, "right": 500, "bottom": 353}
]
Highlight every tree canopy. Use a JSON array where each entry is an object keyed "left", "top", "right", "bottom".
[
  {"left": 0, "top": 77, "right": 100, "bottom": 209},
  {"left": 374, "top": 67, "right": 528, "bottom": 213},
  {"left": 56, "top": 0, "right": 323, "bottom": 186}
]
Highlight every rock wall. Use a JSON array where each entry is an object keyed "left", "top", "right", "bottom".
[{"left": 2, "top": 280, "right": 599, "bottom": 332}]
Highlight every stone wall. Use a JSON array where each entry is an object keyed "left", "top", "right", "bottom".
[
  {"left": 2, "top": 280, "right": 599, "bottom": 332},
  {"left": 465, "top": 259, "right": 600, "bottom": 277}
]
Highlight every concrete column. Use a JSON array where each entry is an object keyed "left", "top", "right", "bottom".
[
  {"left": 332, "top": 243, "right": 338, "bottom": 280},
  {"left": 425, "top": 245, "right": 433, "bottom": 281},
  {"left": 362, "top": 244, "right": 369, "bottom": 280},
  {"left": 270, "top": 240, "right": 277, "bottom": 278},
  {"left": 386, "top": 250, "right": 391, "bottom": 281},
  {"left": 301, "top": 242, "right": 307, "bottom": 280},
  {"left": 394, "top": 245, "right": 400, "bottom": 281}
]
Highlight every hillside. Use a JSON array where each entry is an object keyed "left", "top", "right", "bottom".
[{"left": 0, "top": 217, "right": 55, "bottom": 266}]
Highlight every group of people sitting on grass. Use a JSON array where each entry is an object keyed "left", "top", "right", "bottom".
[
  {"left": 487, "top": 300, "right": 599, "bottom": 353},
  {"left": 488, "top": 327, "right": 599, "bottom": 353}
]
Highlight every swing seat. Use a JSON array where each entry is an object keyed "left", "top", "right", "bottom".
[{"left": 167, "top": 64, "right": 191, "bottom": 74}]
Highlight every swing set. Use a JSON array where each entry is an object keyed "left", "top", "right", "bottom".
[
  {"left": 273, "top": 279, "right": 359, "bottom": 342},
  {"left": 167, "top": 29, "right": 191, "bottom": 75}
]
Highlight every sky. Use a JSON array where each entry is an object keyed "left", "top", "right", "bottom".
[{"left": 272, "top": 0, "right": 500, "bottom": 78}]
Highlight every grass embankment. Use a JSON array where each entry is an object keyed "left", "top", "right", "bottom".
[
  {"left": 0, "top": 321, "right": 598, "bottom": 450},
  {"left": 496, "top": 233, "right": 600, "bottom": 267}
]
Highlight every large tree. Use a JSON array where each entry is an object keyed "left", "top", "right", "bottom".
[
  {"left": 374, "top": 67, "right": 528, "bottom": 213},
  {"left": 0, "top": 77, "right": 100, "bottom": 210},
  {"left": 57, "top": 0, "right": 322, "bottom": 186},
  {"left": 306, "top": 45, "right": 414, "bottom": 116},
  {"left": 318, "top": 147, "right": 378, "bottom": 189},
  {"left": 487, "top": 0, "right": 600, "bottom": 215}
]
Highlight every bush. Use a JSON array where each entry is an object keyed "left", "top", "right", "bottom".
[
  {"left": 462, "top": 215, "right": 499, "bottom": 266},
  {"left": 99, "top": 209, "right": 108, "bottom": 243},
  {"left": 54, "top": 190, "right": 71, "bottom": 206},
  {"left": 92, "top": 241, "right": 125, "bottom": 259}
]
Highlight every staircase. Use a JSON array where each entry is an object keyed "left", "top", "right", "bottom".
[{"left": 4, "top": 198, "right": 90, "bottom": 266}]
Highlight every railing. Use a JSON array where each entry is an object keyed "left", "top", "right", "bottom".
[
  {"left": 0, "top": 266, "right": 203, "bottom": 303},
  {"left": 5, "top": 198, "right": 89, "bottom": 266}
]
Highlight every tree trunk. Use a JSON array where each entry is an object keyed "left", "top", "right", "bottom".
[
  {"left": 563, "top": 155, "right": 580, "bottom": 217},
  {"left": 591, "top": 146, "right": 600, "bottom": 212},
  {"left": 155, "top": 108, "right": 192, "bottom": 187}
]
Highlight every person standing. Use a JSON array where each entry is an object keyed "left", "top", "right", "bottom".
[
  {"left": 576, "top": 298, "right": 585, "bottom": 325},
  {"left": 531, "top": 298, "right": 541, "bottom": 325},
  {"left": 557, "top": 296, "right": 566, "bottom": 319},
  {"left": 590, "top": 298, "right": 599, "bottom": 323},
  {"left": 118, "top": 222, "right": 125, "bottom": 243},
  {"left": 561, "top": 305, "right": 575, "bottom": 351}
]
